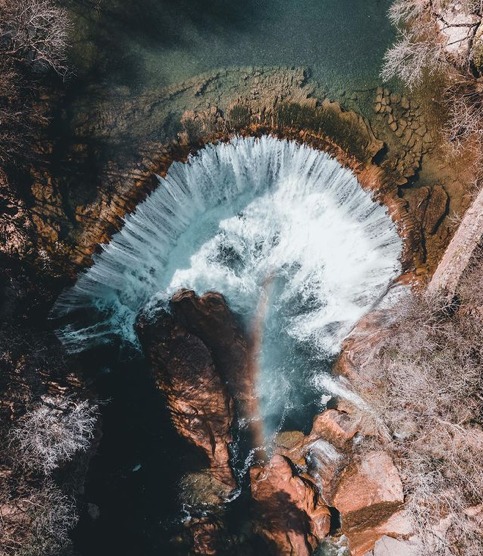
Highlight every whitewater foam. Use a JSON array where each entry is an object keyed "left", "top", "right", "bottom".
[{"left": 53, "top": 136, "right": 402, "bottom": 436}]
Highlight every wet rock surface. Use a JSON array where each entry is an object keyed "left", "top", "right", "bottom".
[
  {"left": 7, "top": 65, "right": 472, "bottom": 286},
  {"left": 137, "top": 293, "right": 238, "bottom": 501},
  {"left": 331, "top": 451, "right": 405, "bottom": 555},
  {"left": 136, "top": 288, "right": 411, "bottom": 555},
  {"left": 137, "top": 284, "right": 413, "bottom": 553},
  {"left": 250, "top": 454, "right": 331, "bottom": 556},
  {"left": 169, "top": 289, "right": 263, "bottom": 449}
]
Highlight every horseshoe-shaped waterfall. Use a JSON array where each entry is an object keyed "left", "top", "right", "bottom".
[{"left": 53, "top": 136, "right": 402, "bottom": 438}]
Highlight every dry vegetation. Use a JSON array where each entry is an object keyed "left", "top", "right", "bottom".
[
  {"left": 0, "top": 479, "right": 78, "bottom": 556},
  {"left": 383, "top": 0, "right": 483, "bottom": 155},
  {"left": 0, "top": 0, "right": 71, "bottom": 76},
  {"left": 0, "top": 0, "right": 70, "bottom": 165},
  {"left": 356, "top": 251, "right": 483, "bottom": 555},
  {"left": 0, "top": 391, "right": 98, "bottom": 556},
  {"left": 10, "top": 395, "right": 98, "bottom": 475},
  {"left": 377, "top": 11, "right": 483, "bottom": 542}
]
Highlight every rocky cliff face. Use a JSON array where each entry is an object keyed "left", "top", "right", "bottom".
[
  {"left": 137, "top": 292, "right": 238, "bottom": 503},
  {"left": 1, "top": 59, "right": 479, "bottom": 555},
  {"left": 135, "top": 289, "right": 416, "bottom": 555},
  {"left": 250, "top": 454, "right": 331, "bottom": 555}
]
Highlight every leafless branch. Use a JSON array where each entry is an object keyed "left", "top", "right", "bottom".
[{"left": 9, "top": 395, "right": 98, "bottom": 475}]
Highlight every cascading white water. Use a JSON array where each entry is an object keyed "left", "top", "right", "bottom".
[{"left": 53, "top": 136, "right": 402, "bottom": 438}]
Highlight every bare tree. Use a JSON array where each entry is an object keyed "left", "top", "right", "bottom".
[
  {"left": 0, "top": 0, "right": 71, "bottom": 77},
  {"left": 388, "top": 0, "right": 430, "bottom": 26},
  {"left": 444, "top": 78, "right": 483, "bottom": 152},
  {"left": 383, "top": 0, "right": 483, "bottom": 160},
  {"left": 0, "top": 0, "right": 72, "bottom": 164},
  {"left": 0, "top": 68, "right": 44, "bottom": 165},
  {"left": 381, "top": 31, "right": 447, "bottom": 88},
  {"left": 355, "top": 288, "right": 483, "bottom": 555},
  {"left": 0, "top": 480, "right": 78, "bottom": 556},
  {"left": 10, "top": 395, "right": 98, "bottom": 475}
]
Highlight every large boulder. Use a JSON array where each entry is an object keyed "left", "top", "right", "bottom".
[
  {"left": 170, "top": 289, "right": 265, "bottom": 451},
  {"left": 332, "top": 451, "right": 405, "bottom": 555},
  {"left": 137, "top": 302, "right": 236, "bottom": 500},
  {"left": 366, "top": 534, "right": 420, "bottom": 556},
  {"left": 181, "top": 514, "right": 227, "bottom": 556},
  {"left": 436, "top": 4, "right": 480, "bottom": 65},
  {"left": 309, "top": 409, "right": 360, "bottom": 450},
  {"left": 250, "top": 454, "right": 331, "bottom": 555}
]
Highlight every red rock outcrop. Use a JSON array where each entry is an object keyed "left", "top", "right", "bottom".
[
  {"left": 331, "top": 450, "right": 405, "bottom": 556},
  {"left": 170, "top": 289, "right": 264, "bottom": 451},
  {"left": 250, "top": 454, "right": 331, "bottom": 555},
  {"left": 309, "top": 409, "right": 360, "bottom": 451},
  {"left": 137, "top": 303, "right": 236, "bottom": 500},
  {"left": 260, "top": 405, "right": 410, "bottom": 556},
  {"left": 181, "top": 514, "right": 227, "bottom": 556}
]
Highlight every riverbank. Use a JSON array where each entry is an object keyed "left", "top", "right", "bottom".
[{"left": 1, "top": 2, "right": 482, "bottom": 554}]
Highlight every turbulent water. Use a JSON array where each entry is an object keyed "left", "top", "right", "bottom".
[{"left": 54, "top": 136, "right": 402, "bottom": 437}]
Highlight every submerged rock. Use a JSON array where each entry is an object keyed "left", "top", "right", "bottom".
[{"left": 181, "top": 514, "right": 227, "bottom": 556}]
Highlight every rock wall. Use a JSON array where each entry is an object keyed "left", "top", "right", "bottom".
[
  {"left": 2, "top": 65, "right": 472, "bottom": 288},
  {"left": 135, "top": 288, "right": 419, "bottom": 555},
  {"left": 137, "top": 292, "right": 238, "bottom": 502},
  {"left": 427, "top": 185, "right": 483, "bottom": 296}
]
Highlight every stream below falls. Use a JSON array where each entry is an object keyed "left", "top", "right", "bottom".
[
  {"left": 56, "top": 137, "right": 403, "bottom": 554},
  {"left": 56, "top": 3, "right": 403, "bottom": 551}
]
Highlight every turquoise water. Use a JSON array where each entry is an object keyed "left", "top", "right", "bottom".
[
  {"left": 64, "top": 3, "right": 397, "bottom": 553},
  {"left": 55, "top": 137, "right": 401, "bottom": 437},
  {"left": 70, "top": 0, "right": 394, "bottom": 94}
]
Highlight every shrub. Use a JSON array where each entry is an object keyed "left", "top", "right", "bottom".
[
  {"left": 0, "top": 480, "right": 78, "bottom": 556},
  {"left": 388, "top": 0, "right": 430, "bottom": 26},
  {"left": 381, "top": 31, "right": 447, "bottom": 89},
  {"left": 0, "top": 0, "right": 71, "bottom": 164},
  {"left": 383, "top": 1, "right": 483, "bottom": 157},
  {"left": 444, "top": 79, "right": 483, "bottom": 152},
  {"left": 356, "top": 290, "right": 483, "bottom": 555},
  {"left": 10, "top": 395, "right": 98, "bottom": 475},
  {"left": 0, "top": 0, "right": 71, "bottom": 76}
]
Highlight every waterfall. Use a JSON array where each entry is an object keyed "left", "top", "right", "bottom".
[{"left": 53, "top": 136, "right": 402, "bottom": 436}]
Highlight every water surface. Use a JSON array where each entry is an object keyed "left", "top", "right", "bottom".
[
  {"left": 55, "top": 137, "right": 402, "bottom": 437},
  {"left": 69, "top": 0, "right": 394, "bottom": 95}
]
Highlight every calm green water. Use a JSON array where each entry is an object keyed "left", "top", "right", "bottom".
[{"left": 70, "top": 0, "right": 394, "bottom": 95}]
